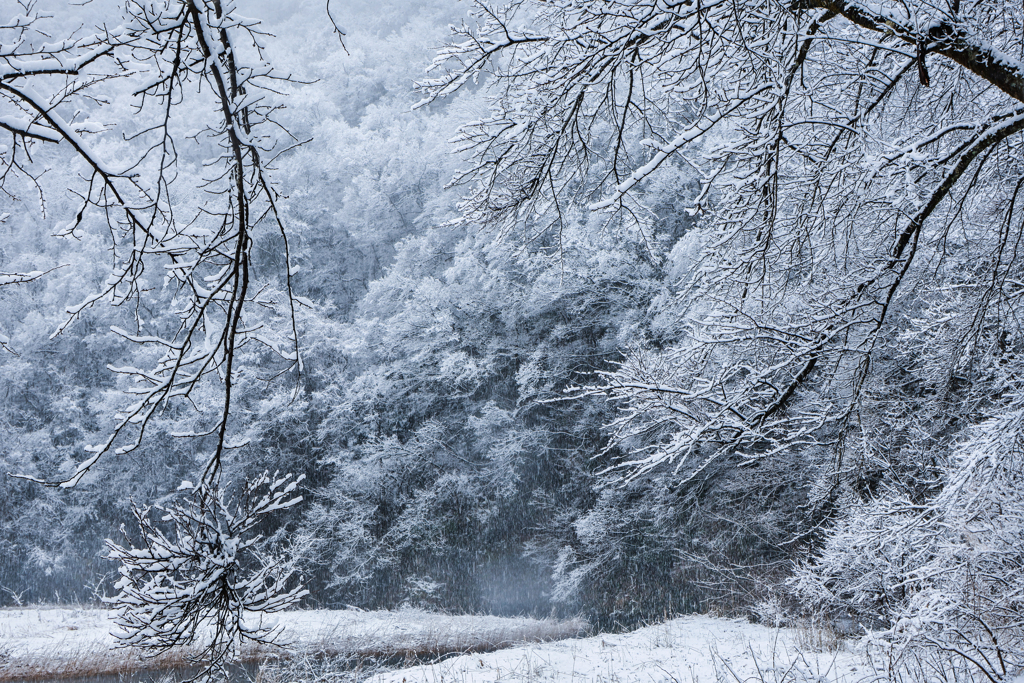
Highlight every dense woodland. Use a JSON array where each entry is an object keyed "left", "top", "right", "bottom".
[{"left": 2, "top": 0, "right": 1024, "bottom": 678}]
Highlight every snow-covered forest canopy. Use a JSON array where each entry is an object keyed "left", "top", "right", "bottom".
[{"left": 3, "top": 0, "right": 1024, "bottom": 678}]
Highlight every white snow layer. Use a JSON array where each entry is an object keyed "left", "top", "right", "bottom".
[
  {"left": 8, "top": 608, "right": 969, "bottom": 683},
  {"left": 369, "top": 615, "right": 863, "bottom": 683}
]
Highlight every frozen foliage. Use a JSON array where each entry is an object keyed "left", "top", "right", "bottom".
[
  {"left": 297, "top": 221, "right": 670, "bottom": 618},
  {"left": 793, "top": 402, "right": 1024, "bottom": 680},
  {"left": 425, "top": 0, "right": 1024, "bottom": 481},
  {"left": 105, "top": 472, "right": 307, "bottom": 680},
  {"left": 8, "top": 0, "right": 1024, "bottom": 678}
]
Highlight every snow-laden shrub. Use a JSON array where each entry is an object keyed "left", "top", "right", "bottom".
[
  {"left": 106, "top": 473, "right": 307, "bottom": 680},
  {"left": 792, "top": 405, "right": 1024, "bottom": 680}
]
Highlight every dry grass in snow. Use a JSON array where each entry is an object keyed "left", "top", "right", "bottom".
[
  {"left": 0, "top": 607, "right": 587, "bottom": 682},
  {"left": 10, "top": 609, "right": 1023, "bottom": 683}
]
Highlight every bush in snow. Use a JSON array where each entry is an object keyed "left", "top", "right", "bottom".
[{"left": 106, "top": 473, "right": 307, "bottom": 680}]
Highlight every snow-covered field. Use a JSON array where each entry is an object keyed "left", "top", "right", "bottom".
[
  {"left": 14, "top": 607, "right": 1013, "bottom": 683},
  {"left": 0, "top": 607, "right": 585, "bottom": 681},
  {"left": 368, "top": 616, "right": 863, "bottom": 683},
  {"left": 0, "top": 607, "right": 864, "bottom": 682}
]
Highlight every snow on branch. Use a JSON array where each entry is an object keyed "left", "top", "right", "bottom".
[{"left": 425, "top": 0, "right": 1024, "bottom": 487}]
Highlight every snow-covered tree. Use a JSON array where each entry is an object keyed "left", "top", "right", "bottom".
[
  {"left": 793, "top": 402, "right": 1024, "bottom": 679},
  {"left": 297, "top": 219, "right": 669, "bottom": 615},
  {"left": 422, "top": 0, "right": 1024, "bottom": 482},
  {"left": 419, "top": 0, "right": 1024, "bottom": 661},
  {"left": 1, "top": 1, "right": 310, "bottom": 671}
]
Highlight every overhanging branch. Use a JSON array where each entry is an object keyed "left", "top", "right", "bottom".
[{"left": 792, "top": 0, "right": 1024, "bottom": 103}]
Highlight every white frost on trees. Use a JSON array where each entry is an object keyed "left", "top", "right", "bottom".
[
  {"left": 422, "top": 0, "right": 1024, "bottom": 480},
  {"left": 792, "top": 404, "right": 1024, "bottom": 679},
  {"left": 423, "top": 0, "right": 1024, "bottom": 672}
]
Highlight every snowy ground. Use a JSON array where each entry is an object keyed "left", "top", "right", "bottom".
[
  {"left": 0, "top": 606, "right": 585, "bottom": 681},
  {"left": 11, "top": 608, "right": 1007, "bottom": 683},
  {"left": 368, "top": 616, "right": 864, "bottom": 683}
]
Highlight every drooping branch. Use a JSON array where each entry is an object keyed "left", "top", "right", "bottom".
[{"left": 3, "top": 2, "right": 302, "bottom": 489}]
